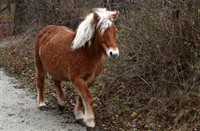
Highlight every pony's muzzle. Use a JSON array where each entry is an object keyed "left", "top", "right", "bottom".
[
  {"left": 107, "top": 48, "right": 119, "bottom": 59},
  {"left": 109, "top": 51, "right": 118, "bottom": 59}
]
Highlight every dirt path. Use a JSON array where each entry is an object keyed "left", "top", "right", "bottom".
[{"left": 0, "top": 68, "right": 85, "bottom": 131}]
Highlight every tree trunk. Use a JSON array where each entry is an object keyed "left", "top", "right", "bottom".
[{"left": 13, "top": 0, "right": 29, "bottom": 35}]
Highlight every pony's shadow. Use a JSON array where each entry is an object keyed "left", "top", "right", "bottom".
[{"left": 39, "top": 102, "right": 103, "bottom": 131}]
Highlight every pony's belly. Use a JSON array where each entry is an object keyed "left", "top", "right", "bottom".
[
  {"left": 40, "top": 56, "right": 69, "bottom": 81},
  {"left": 46, "top": 65, "right": 69, "bottom": 81},
  {"left": 48, "top": 71, "right": 69, "bottom": 81},
  {"left": 43, "top": 64, "right": 69, "bottom": 81}
]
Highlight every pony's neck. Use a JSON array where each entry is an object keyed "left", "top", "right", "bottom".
[{"left": 85, "top": 35, "right": 105, "bottom": 61}]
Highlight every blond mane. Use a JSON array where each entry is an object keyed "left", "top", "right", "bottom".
[{"left": 71, "top": 8, "right": 114, "bottom": 50}]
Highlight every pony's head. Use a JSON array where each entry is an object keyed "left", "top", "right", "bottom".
[{"left": 71, "top": 8, "right": 119, "bottom": 59}]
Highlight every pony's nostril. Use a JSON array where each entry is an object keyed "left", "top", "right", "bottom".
[
  {"left": 109, "top": 51, "right": 118, "bottom": 59},
  {"left": 110, "top": 51, "right": 113, "bottom": 56}
]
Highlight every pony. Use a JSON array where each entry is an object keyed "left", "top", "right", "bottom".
[{"left": 34, "top": 8, "right": 119, "bottom": 130}]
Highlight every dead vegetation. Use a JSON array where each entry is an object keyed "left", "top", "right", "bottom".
[{"left": 0, "top": 0, "right": 200, "bottom": 130}]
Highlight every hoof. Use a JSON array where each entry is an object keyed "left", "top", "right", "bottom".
[
  {"left": 76, "top": 119, "right": 86, "bottom": 127},
  {"left": 86, "top": 126, "right": 96, "bottom": 131},
  {"left": 57, "top": 104, "right": 65, "bottom": 111},
  {"left": 39, "top": 106, "right": 48, "bottom": 111}
]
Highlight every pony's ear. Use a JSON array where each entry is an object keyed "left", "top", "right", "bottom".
[
  {"left": 113, "top": 11, "right": 119, "bottom": 20},
  {"left": 93, "top": 12, "right": 99, "bottom": 21}
]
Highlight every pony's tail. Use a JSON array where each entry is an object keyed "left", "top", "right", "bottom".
[{"left": 34, "top": 29, "right": 44, "bottom": 73}]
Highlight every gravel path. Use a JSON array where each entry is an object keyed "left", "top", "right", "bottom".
[{"left": 0, "top": 68, "right": 85, "bottom": 131}]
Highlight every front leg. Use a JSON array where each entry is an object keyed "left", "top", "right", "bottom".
[
  {"left": 74, "top": 77, "right": 95, "bottom": 121},
  {"left": 72, "top": 78, "right": 95, "bottom": 128}
]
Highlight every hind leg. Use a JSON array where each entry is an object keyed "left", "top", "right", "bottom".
[
  {"left": 36, "top": 68, "right": 47, "bottom": 109},
  {"left": 53, "top": 79, "right": 66, "bottom": 111},
  {"left": 74, "top": 95, "right": 84, "bottom": 120}
]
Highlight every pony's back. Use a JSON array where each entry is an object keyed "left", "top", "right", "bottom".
[{"left": 35, "top": 25, "right": 74, "bottom": 50}]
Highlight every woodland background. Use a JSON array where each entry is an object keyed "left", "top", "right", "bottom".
[{"left": 0, "top": 0, "right": 200, "bottom": 130}]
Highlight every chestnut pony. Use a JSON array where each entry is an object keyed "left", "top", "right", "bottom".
[{"left": 34, "top": 8, "right": 119, "bottom": 129}]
